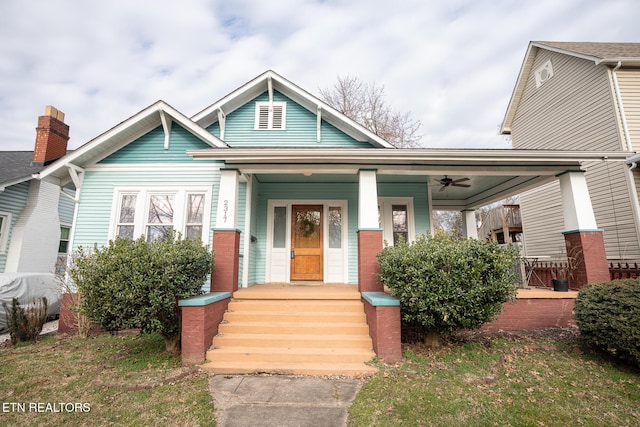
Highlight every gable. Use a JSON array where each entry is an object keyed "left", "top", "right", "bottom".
[
  {"left": 99, "top": 123, "right": 219, "bottom": 164},
  {"left": 205, "top": 90, "right": 376, "bottom": 148}
]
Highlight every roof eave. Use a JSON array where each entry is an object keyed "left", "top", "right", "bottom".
[
  {"left": 38, "top": 101, "right": 226, "bottom": 181},
  {"left": 192, "top": 70, "right": 396, "bottom": 149}
]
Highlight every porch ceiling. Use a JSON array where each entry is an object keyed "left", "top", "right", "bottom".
[{"left": 189, "top": 148, "right": 632, "bottom": 210}]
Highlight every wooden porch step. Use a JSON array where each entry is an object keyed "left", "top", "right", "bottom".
[
  {"left": 212, "top": 333, "right": 373, "bottom": 349},
  {"left": 202, "top": 286, "right": 377, "bottom": 376},
  {"left": 223, "top": 310, "right": 366, "bottom": 323},
  {"left": 218, "top": 321, "right": 370, "bottom": 335},
  {"left": 207, "top": 346, "right": 376, "bottom": 363},
  {"left": 227, "top": 299, "right": 364, "bottom": 312}
]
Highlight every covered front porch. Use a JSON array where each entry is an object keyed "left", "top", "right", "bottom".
[{"left": 182, "top": 148, "right": 626, "bottom": 368}]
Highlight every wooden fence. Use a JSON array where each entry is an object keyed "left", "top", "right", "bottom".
[{"left": 529, "top": 261, "right": 640, "bottom": 288}]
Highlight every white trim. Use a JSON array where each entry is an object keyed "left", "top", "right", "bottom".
[
  {"left": 0, "top": 211, "right": 12, "bottom": 253},
  {"left": 87, "top": 163, "right": 223, "bottom": 173},
  {"left": 254, "top": 101, "right": 287, "bottom": 130},
  {"left": 378, "top": 197, "right": 415, "bottom": 245},
  {"left": 108, "top": 185, "right": 212, "bottom": 241},
  {"left": 265, "top": 200, "right": 348, "bottom": 283}
]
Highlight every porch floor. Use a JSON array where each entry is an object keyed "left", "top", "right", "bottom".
[{"left": 233, "top": 282, "right": 362, "bottom": 300}]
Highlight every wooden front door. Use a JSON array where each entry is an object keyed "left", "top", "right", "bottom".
[{"left": 290, "top": 205, "right": 323, "bottom": 281}]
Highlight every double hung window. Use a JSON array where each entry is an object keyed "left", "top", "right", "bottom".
[{"left": 112, "top": 188, "right": 210, "bottom": 242}]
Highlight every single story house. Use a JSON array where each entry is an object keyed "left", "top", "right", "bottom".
[{"left": 40, "top": 70, "right": 627, "bottom": 367}]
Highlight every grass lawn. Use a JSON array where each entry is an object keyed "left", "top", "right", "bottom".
[
  {"left": 1, "top": 328, "right": 638, "bottom": 426},
  {"left": 349, "top": 329, "right": 640, "bottom": 426},
  {"left": 0, "top": 332, "right": 215, "bottom": 426}
]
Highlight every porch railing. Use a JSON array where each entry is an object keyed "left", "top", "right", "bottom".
[{"left": 528, "top": 261, "right": 640, "bottom": 289}]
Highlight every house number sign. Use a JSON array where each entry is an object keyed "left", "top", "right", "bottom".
[{"left": 223, "top": 200, "right": 229, "bottom": 223}]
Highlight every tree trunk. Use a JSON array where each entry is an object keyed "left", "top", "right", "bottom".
[
  {"left": 163, "top": 334, "right": 181, "bottom": 355},
  {"left": 424, "top": 331, "right": 443, "bottom": 349}
]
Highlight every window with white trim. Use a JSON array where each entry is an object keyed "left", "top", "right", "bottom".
[
  {"left": 378, "top": 198, "right": 414, "bottom": 246},
  {"left": 111, "top": 188, "right": 211, "bottom": 242},
  {"left": 55, "top": 225, "right": 71, "bottom": 275},
  {"left": 0, "top": 212, "right": 11, "bottom": 253},
  {"left": 254, "top": 102, "right": 286, "bottom": 130}
]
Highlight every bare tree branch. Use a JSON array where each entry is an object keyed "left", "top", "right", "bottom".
[{"left": 319, "top": 75, "right": 422, "bottom": 148}]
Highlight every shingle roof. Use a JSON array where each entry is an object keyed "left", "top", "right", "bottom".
[
  {"left": 535, "top": 41, "right": 640, "bottom": 60},
  {"left": 0, "top": 151, "right": 43, "bottom": 186}
]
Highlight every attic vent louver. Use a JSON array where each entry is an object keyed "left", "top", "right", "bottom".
[
  {"left": 535, "top": 59, "right": 554, "bottom": 88},
  {"left": 255, "top": 102, "right": 286, "bottom": 130}
]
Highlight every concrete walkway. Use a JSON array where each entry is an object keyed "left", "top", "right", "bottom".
[{"left": 209, "top": 375, "right": 364, "bottom": 427}]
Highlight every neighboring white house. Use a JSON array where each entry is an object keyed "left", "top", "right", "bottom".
[
  {"left": 502, "top": 41, "right": 640, "bottom": 264},
  {"left": 0, "top": 106, "right": 75, "bottom": 274}
]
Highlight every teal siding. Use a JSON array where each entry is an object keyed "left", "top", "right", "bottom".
[
  {"left": 247, "top": 176, "right": 261, "bottom": 285},
  {"left": 378, "top": 182, "right": 431, "bottom": 236},
  {"left": 0, "top": 182, "right": 30, "bottom": 272},
  {"left": 253, "top": 181, "right": 360, "bottom": 284},
  {"left": 99, "top": 124, "right": 219, "bottom": 164},
  {"left": 72, "top": 169, "right": 221, "bottom": 251},
  {"left": 58, "top": 191, "right": 75, "bottom": 225},
  {"left": 247, "top": 180, "right": 431, "bottom": 285},
  {"left": 208, "top": 91, "right": 372, "bottom": 148}
]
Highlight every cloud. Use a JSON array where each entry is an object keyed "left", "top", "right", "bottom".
[{"left": 1, "top": 0, "right": 639, "bottom": 151}]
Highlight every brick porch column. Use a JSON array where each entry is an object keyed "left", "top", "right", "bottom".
[
  {"left": 211, "top": 229, "right": 241, "bottom": 293},
  {"left": 357, "top": 230, "right": 383, "bottom": 292},
  {"left": 211, "top": 168, "right": 241, "bottom": 293},
  {"left": 558, "top": 171, "right": 609, "bottom": 289},
  {"left": 358, "top": 170, "right": 383, "bottom": 292},
  {"left": 563, "top": 231, "right": 610, "bottom": 289}
]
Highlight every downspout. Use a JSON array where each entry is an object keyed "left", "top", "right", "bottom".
[
  {"left": 611, "top": 61, "right": 633, "bottom": 151},
  {"left": 612, "top": 61, "right": 640, "bottom": 254}
]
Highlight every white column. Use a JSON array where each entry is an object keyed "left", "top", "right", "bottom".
[
  {"left": 216, "top": 169, "right": 239, "bottom": 229},
  {"left": 558, "top": 171, "right": 598, "bottom": 231},
  {"left": 462, "top": 209, "right": 478, "bottom": 239},
  {"left": 358, "top": 170, "right": 379, "bottom": 229}
]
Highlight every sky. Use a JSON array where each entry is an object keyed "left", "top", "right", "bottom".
[{"left": 1, "top": 0, "right": 639, "bottom": 152}]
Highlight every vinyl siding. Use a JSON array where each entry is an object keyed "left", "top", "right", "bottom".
[
  {"left": 511, "top": 50, "right": 640, "bottom": 262},
  {"left": 511, "top": 50, "right": 621, "bottom": 151},
  {"left": 247, "top": 176, "right": 261, "bottom": 285},
  {"left": 72, "top": 169, "right": 221, "bottom": 251},
  {"left": 518, "top": 182, "right": 566, "bottom": 259},
  {"left": 616, "top": 69, "right": 640, "bottom": 151},
  {"left": 58, "top": 191, "right": 75, "bottom": 225},
  {"left": 208, "top": 91, "right": 372, "bottom": 148},
  {"left": 250, "top": 180, "right": 431, "bottom": 284},
  {"left": 0, "top": 182, "right": 30, "bottom": 272},
  {"left": 99, "top": 124, "right": 219, "bottom": 164},
  {"left": 584, "top": 161, "right": 640, "bottom": 262}
]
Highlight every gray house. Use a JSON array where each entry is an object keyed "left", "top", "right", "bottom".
[
  {"left": 502, "top": 41, "right": 640, "bottom": 264},
  {"left": 0, "top": 106, "right": 75, "bottom": 274}
]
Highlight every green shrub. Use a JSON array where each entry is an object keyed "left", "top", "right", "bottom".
[
  {"left": 70, "top": 233, "right": 213, "bottom": 353},
  {"left": 377, "top": 232, "right": 519, "bottom": 342},
  {"left": 574, "top": 279, "right": 640, "bottom": 366},
  {"left": 2, "top": 297, "right": 48, "bottom": 344}
]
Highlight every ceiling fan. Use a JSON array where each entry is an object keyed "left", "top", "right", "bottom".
[{"left": 435, "top": 175, "right": 471, "bottom": 192}]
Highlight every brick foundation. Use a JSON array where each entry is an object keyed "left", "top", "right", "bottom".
[
  {"left": 563, "top": 230, "right": 610, "bottom": 289},
  {"left": 481, "top": 298, "right": 575, "bottom": 332},
  {"left": 211, "top": 230, "right": 240, "bottom": 293},
  {"left": 357, "top": 230, "right": 383, "bottom": 293},
  {"left": 58, "top": 293, "right": 80, "bottom": 334}
]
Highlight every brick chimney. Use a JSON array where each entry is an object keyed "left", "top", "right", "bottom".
[{"left": 32, "top": 105, "right": 69, "bottom": 166}]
